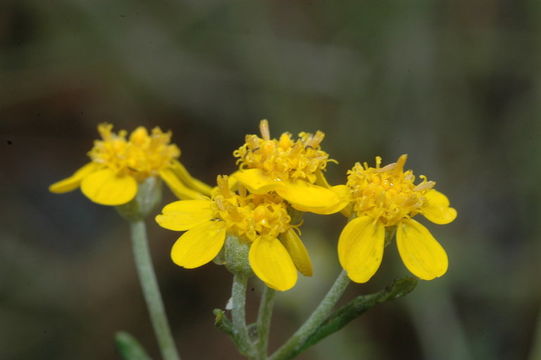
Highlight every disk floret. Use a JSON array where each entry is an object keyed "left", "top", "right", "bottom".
[
  {"left": 347, "top": 154, "right": 435, "bottom": 226},
  {"left": 212, "top": 176, "right": 293, "bottom": 243},
  {"left": 233, "top": 120, "right": 330, "bottom": 184},
  {"left": 89, "top": 124, "right": 180, "bottom": 181}
]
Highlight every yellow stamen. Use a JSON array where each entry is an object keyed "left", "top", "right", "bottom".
[
  {"left": 259, "top": 119, "right": 271, "bottom": 140},
  {"left": 233, "top": 120, "right": 332, "bottom": 184},
  {"left": 216, "top": 175, "right": 232, "bottom": 198},
  {"left": 211, "top": 180, "right": 292, "bottom": 244},
  {"left": 347, "top": 154, "right": 435, "bottom": 226},
  {"left": 88, "top": 123, "right": 180, "bottom": 181}
]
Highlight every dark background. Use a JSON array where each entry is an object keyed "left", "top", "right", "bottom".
[{"left": 1, "top": 0, "right": 540, "bottom": 359}]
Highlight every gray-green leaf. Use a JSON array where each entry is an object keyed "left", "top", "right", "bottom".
[{"left": 115, "top": 331, "right": 152, "bottom": 360}]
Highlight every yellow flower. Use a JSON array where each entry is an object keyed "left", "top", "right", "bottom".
[
  {"left": 155, "top": 176, "right": 313, "bottom": 291},
  {"left": 49, "top": 123, "right": 211, "bottom": 205},
  {"left": 338, "top": 155, "right": 457, "bottom": 283},
  {"left": 232, "top": 120, "right": 349, "bottom": 215}
]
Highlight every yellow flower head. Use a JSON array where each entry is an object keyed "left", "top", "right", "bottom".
[
  {"left": 156, "top": 175, "right": 313, "bottom": 291},
  {"left": 88, "top": 124, "right": 180, "bottom": 181},
  {"left": 232, "top": 120, "right": 349, "bottom": 215},
  {"left": 338, "top": 155, "right": 457, "bottom": 283},
  {"left": 49, "top": 123, "right": 211, "bottom": 206},
  {"left": 234, "top": 120, "right": 329, "bottom": 183}
]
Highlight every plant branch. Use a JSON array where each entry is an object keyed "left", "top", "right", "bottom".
[
  {"left": 130, "top": 220, "right": 180, "bottom": 360},
  {"left": 291, "top": 277, "right": 417, "bottom": 359},
  {"left": 269, "top": 270, "right": 350, "bottom": 360},
  {"left": 231, "top": 272, "right": 255, "bottom": 357},
  {"left": 255, "top": 286, "right": 276, "bottom": 359}
]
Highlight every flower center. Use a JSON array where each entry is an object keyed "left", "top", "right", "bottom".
[
  {"left": 347, "top": 155, "right": 435, "bottom": 226},
  {"left": 233, "top": 120, "right": 332, "bottom": 183},
  {"left": 212, "top": 176, "right": 292, "bottom": 242},
  {"left": 88, "top": 123, "right": 180, "bottom": 181}
]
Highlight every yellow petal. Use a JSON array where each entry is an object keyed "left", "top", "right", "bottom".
[
  {"left": 232, "top": 169, "right": 280, "bottom": 194},
  {"left": 49, "top": 162, "right": 101, "bottom": 193},
  {"left": 280, "top": 229, "right": 313, "bottom": 276},
  {"left": 249, "top": 237, "right": 297, "bottom": 291},
  {"left": 338, "top": 216, "right": 385, "bottom": 283},
  {"left": 396, "top": 219, "right": 448, "bottom": 280},
  {"left": 290, "top": 185, "right": 350, "bottom": 215},
  {"left": 275, "top": 181, "right": 341, "bottom": 212},
  {"left": 156, "top": 200, "right": 214, "bottom": 231},
  {"left": 170, "top": 161, "right": 213, "bottom": 196},
  {"left": 422, "top": 190, "right": 457, "bottom": 225},
  {"left": 80, "top": 168, "right": 137, "bottom": 205},
  {"left": 160, "top": 168, "right": 208, "bottom": 200},
  {"left": 171, "top": 220, "right": 226, "bottom": 269}
]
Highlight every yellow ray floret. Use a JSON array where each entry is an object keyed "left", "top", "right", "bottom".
[
  {"left": 155, "top": 175, "right": 313, "bottom": 291},
  {"left": 338, "top": 155, "right": 457, "bottom": 283},
  {"left": 232, "top": 120, "right": 348, "bottom": 214},
  {"left": 49, "top": 123, "right": 211, "bottom": 205}
]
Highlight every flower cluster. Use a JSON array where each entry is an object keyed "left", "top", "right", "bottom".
[
  {"left": 156, "top": 176, "right": 311, "bottom": 291},
  {"left": 50, "top": 123, "right": 210, "bottom": 205},
  {"left": 51, "top": 120, "right": 457, "bottom": 291}
]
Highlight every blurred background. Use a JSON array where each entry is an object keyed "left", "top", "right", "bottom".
[{"left": 1, "top": 0, "right": 540, "bottom": 359}]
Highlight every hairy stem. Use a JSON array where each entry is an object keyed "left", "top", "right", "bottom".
[
  {"left": 231, "top": 272, "right": 254, "bottom": 357},
  {"left": 256, "top": 286, "right": 276, "bottom": 359},
  {"left": 270, "top": 270, "right": 350, "bottom": 360},
  {"left": 129, "top": 220, "right": 180, "bottom": 360}
]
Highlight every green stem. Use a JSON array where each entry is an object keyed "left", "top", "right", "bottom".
[
  {"left": 529, "top": 308, "right": 541, "bottom": 360},
  {"left": 256, "top": 287, "right": 276, "bottom": 359},
  {"left": 231, "top": 272, "right": 254, "bottom": 357},
  {"left": 129, "top": 220, "right": 180, "bottom": 360},
  {"left": 270, "top": 270, "right": 350, "bottom": 360},
  {"left": 290, "top": 278, "right": 417, "bottom": 358}
]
